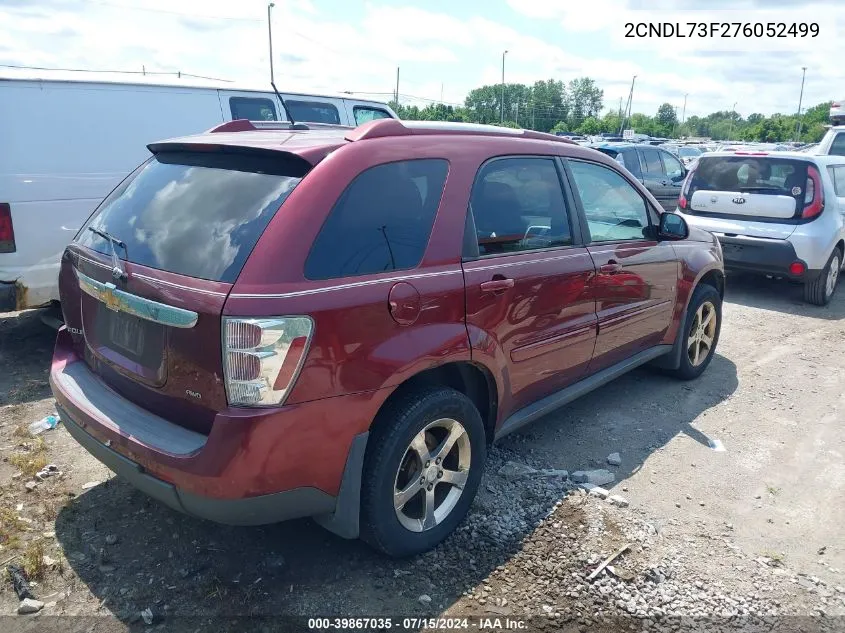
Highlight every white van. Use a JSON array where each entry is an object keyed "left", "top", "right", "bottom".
[{"left": 0, "top": 74, "right": 397, "bottom": 311}]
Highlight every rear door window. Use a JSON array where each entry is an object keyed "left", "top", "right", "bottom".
[
  {"left": 829, "top": 165, "right": 845, "bottom": 196},
  {"left": 287, "top": 100, "right": 341, "bottom": 124},
  {"left": 470, "top": 157, "right": 573, "bottom": 256},
  {"left": 77, "top": 152, "right": 306, "bottom": 282},
  {"left": 304, "top": 159, "right": 449, "bottom": 280},
  {"left": 640, "top": 149, "right": 665, "bottom": 177},
  {"left": 354, "top": 106, "right": 393, "bottom": 125},
  {"left": 229, "top": 97, "right": 278, "bottom": 121}
]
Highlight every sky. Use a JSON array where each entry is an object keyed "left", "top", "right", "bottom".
[{"left": 1, "top": 0, "right": 843, "bottom": 120}]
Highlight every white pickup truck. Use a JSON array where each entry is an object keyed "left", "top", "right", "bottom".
[{"left": 0, "top": 74, "right": 396, "bottom": 312}]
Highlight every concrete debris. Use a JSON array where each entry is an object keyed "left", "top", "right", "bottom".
[
  {"left": 141, "top": 608, "right": 154, "bottom": 625},
  {"left": 418, "top": 594, "right": 432, "bottom": 604},
  {"left": 497, "top": 461, "right": 537, "bottom": 480},
  {"left": 609, "top": 495, "right": 630, "bottom": 508},
  {"left": 17, "top": 598, "right": 44, "bottom": 614},
  {"left": 24, "top": 481, "right": 38, "bottom": 492},
  {"left": 571, "top": 469, "right": 615, "bottom": 486},
  {"left": 34, "top": 464, "right": 60, "bottom": 481},
  {"left": 607, "top": 452, "right": 622, "bottom": 466},
  {"left": 581, "top": 484, "right": 609, "bottom": 499},
  {"left": 81, "top": 481, "right": 100, "bottom": 490}
]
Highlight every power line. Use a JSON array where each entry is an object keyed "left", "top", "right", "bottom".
[{"left": 0, "top": 63, "right": 233, "bottom": 82}]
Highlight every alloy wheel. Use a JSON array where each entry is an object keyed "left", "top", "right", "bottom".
[
  {"left": 393, "top": 418, "right": 471, "bottom": 533},
  {"left": 687, "top": 301, "right": 717, "bottom": 367}
]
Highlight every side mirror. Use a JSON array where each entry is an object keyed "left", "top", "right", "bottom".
[{"left": 658, "top": 212, "right": 689, "bottom": 240}]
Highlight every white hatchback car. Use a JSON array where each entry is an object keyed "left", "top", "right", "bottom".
[{"left": 675, "top": 151, "right": 845, "bottom": 305}]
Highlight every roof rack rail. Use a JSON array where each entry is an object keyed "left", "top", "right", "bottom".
[
  {"left": 208, "top": 119, "right": 352, "bottom": 133},
  {"left": 344, "top": 119, "right": 576, "bottom": 144}
]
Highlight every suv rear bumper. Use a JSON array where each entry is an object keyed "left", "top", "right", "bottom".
[
  {"left": 49, "top": 329, "right": 383, "bottom": 533},
  {"left": 716, "top": 235, "right": 820, "bottom": 281}
]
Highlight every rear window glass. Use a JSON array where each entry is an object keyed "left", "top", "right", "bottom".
[
  {"left": 690, "top": 156, "right": 808, "bottom": 199},
  {"left": 354, "top": 106, "right": 393, "bottom": 125},
  {"left": 305, "top": 159, "right": 449, "bottom": 280},
  {"left": 831, "top": 133, "right": 845, "bottom": 157},
  {"left": 77, "top": 152, "right": 306, "bottom": 283},
  {"left": 287, "top": 100, "right": 341, "bottom": 124}
]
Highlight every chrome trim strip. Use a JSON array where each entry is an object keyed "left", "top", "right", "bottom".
[
  {"left": 74, "top": 253, "right": 228, "bottom": 297},
  {"left": 468, "top": 251, "right": 589, "bottom": 273},
  {"left": 77, "top": 271, "right": 199, "bottom": 328},
  {"left": 229, "top": 269, "right": 463, "bottom": 299}
]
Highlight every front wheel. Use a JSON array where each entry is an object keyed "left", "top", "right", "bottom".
[
  {"left": 360, "top": 387, "right": 486, "bottom": 557},
  {"left": 804, "top": 248, "right": 841, "bottom": 306},
  {"left": 667, "top": 284, "right": 722, "bottom": 380}
]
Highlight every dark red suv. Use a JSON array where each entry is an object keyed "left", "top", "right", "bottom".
[{"left": 50, "top": 119, "right": 724, "bottom": 557}]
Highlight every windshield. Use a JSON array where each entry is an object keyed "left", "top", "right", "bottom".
[
  {"left": 76, "top": 152, "right": 306, "bottom": 282},
  {"left": 679, "top": 147, "right": 702, "bottom": 157},
  {"left": 689, "top": 156, "right": 808, "bottom": 198}
]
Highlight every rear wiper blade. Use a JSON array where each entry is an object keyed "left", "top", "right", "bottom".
[{"left": 88, "top": 227, "right": 128, "bottom": 281}]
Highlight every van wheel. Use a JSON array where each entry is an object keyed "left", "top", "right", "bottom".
[
  {"left": 804, "top": 248, "right": 841, "bottom": 306},
  {"left": 667, "top": 284, "right": 722, "bottom": 380},
  {"left": 360, "top": 387, "right": 486, "bottom": 557}
]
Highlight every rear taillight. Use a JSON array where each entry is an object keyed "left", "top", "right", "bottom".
[
  {"left": 223, "top": 316, "right": 313, "bottom": 407},
  {"left": 678, "top": 163, "right": 698, "bottom": 210},
  {"left": 833, "top": 102, "right": 841, "bottom": 108},
  {"left": 801, "top": 165, "right": 824, "bottom": 219},
  {"left": 0, "top": 203, "right": 15, "bottom": 253}
]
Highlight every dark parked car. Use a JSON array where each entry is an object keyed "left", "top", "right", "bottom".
[
  {"left": 50, "top": 119, "right": 724, "bottom": 557},
  {"left": 592, "top": 143, "right": 688, "bottom": 212}
]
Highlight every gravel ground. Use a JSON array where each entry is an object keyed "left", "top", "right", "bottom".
[{"left": 1, "top": 273, "right": 844, "bottom": 632}]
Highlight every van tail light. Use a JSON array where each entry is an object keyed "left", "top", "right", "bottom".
[
  {"left": 223, "top": 316, "right": 313, "bottom": 407},
  {"left": 0, "top": 203, "right": 15, "bottom": 253},
  {"left": 801, "top": 166, "right": 824, "bottom": 219},
  {"left": 678, "top": 163, "right": 698, "bottom": 210}
]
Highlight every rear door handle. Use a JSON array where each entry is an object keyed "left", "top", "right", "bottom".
[
  {"left": 480, "top": 278, "right": 515, "bottom": 293},
  {"left": 600, "top": 262, "right": 623, "bottom": 275}
]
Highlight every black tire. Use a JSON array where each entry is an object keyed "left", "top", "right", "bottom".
[
  {"left": 360, "top": 386, "right": 486, "bottom": 557},
  {"left": 804, "top": 247, "right": 842, "bottom": 306},
  {"left": 667, "top": 284, "right": 722, "bottom": 380}
]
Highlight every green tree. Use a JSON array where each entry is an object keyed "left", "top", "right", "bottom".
[
  {"left": 551, "top": 120, "right": 569, "bottom": 134},
  {"left": 576, "top": 116, "right": 602, "bottom": 136},
  {"left": 566, "top": 77, "right": 604, "bottom": 128}
]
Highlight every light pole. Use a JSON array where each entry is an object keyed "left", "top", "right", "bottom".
[
  {"left": 727, "top": 101, "right": 737, "bottom": 141},
  {"left": 267, "top": 3, "right": 275, "bottom": 85},
  {"left": 681, "top": 93, "right": 688, "bottom": 126},
  {"left": 795, "top": 66, "right": 807, "bottom": 142},
  {"left": 501, "top": 50, "right": 508, "bottom": 124}
]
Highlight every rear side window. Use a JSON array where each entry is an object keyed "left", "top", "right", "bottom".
[
  {"left": 830, "top": 166, "right": 845, "bottom": 196},
  {"left": 77, "top": 152, "right": 306, "bottom": 282},
  {"left": 304, "top": 159, "right": 449, "bottom": 280},
  {"left": 287, "top": 100, "right": 341, "bottom": 124},
  {"left": 354, "top": 106, "right": 392, "bottom": 125},
  {"left": 831, "top": 133, "right": 845, "bottom": 157},
  {"left": 690, "top": 156, "right": 808, "bottom": 201},
  {"left": 660, "top": 151, "right": 684, "bottom": 180},
  {"left": 640, "top": 149, "right": 665, "bottom": 176},
  {"left": 229, "top": 97, "right": 278, "bottom": 121}
]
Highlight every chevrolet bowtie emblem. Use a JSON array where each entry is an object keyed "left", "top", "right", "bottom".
[{"left": 101, "top": 282, "right": 121, "bottom": 312}]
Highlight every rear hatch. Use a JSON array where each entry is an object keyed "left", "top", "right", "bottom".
[{"left": 59, "top": 149, "right": 308, "bottom": 434}]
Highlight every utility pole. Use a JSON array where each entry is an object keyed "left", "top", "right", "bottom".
[
  {"left": 440, "top": 82, "right": 443, "bottom": 104},
  {"left": 394, "top": 67, "right": 400, "bottom": 104},
  {"left": 618, "top": 75, "right": 636, "bottom": 136},
  {"left": 727, "top": 101, "right": 738, "bottom": 141},
  {"left": 795, "top": 66, "right": 807, "bottom": 142},
  {"left": 516, "top": 101, "right": 519, "bottom": 126},
  {"left": 681, "top": 93, "right": 688, "bottom": 126},
  {"left": 501, "top": 50, "right": 508, "bottom": 124},
  {"left": 267, "top": 3, "right": 275, "bottom": 84}
]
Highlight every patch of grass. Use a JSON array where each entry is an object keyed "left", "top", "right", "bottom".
[
  {"left": 0, "top": 506, "right": 26, "bottom": 548},
  {"left": 762, "top": 550, "right": 786, "bottom": 566},
  {"left": 12, "top": 423, "right": 31, "bottom": 438},
  {"left": 9, "top": 436, "right": 48, "bottom": 478},
  {"left": 22, "top": 541, "right": 45, "bottom": 580},
  {"left": 41, "top": 497, "right": 64, "bottom": 522},
  {"left": 766, "top": 484, "right": 782, "bottom": 496}
]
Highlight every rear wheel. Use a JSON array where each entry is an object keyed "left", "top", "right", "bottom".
[
  {"left": 360, "top": 387, "right": 486, "bottom": 557},
  {"left": 804, "top": 247, "right": 841, "bottom": 306},
  {"left": 667, "top": 284, "right": 722, "bottom": 380}
]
